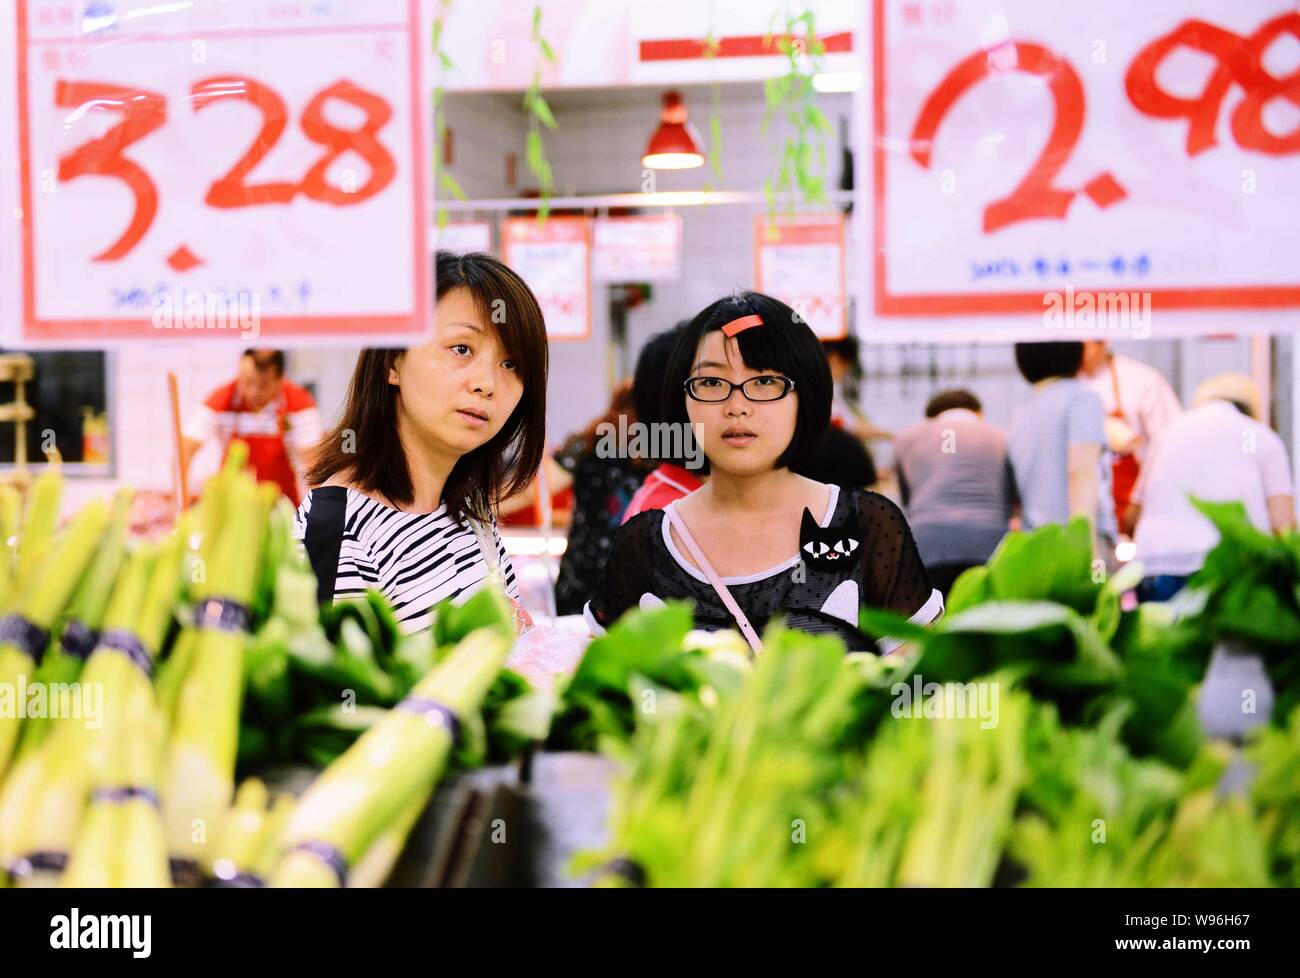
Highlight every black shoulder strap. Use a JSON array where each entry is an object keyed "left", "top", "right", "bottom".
[{"left": 302, "top": 487, "right": 347, "bottom": 607}]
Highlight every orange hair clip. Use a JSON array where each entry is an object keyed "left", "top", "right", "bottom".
[{"left": 721, "top": 314, "right": 763, "bottom": 337}]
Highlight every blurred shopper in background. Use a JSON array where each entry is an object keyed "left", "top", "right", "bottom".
[
  {"left": 296, "top": 251, "right": 548, "bottom": 635},
  {"left": 544, "top": 379, "right": 646, "bottom": 615},
  {"left": 1130, "top": 373, "right": 1295, "bottom": 603},
  {"left": 823, "top": 336, "right": 892, "bottom": 444},
  {"left": 796, "top": 423, "right": 878, "bottom": 491},
  {"left": 895, "top": 389, "right": 1014, "bottom": 596},
  {"left": 1008, "top": 342, "right": 1117, "bottom": 566},
  {"left": 1080, "top": 340, "right": 1182, "bottom": 533},
  {"left": 621, "top": 323, "right": 705, "bottom": 522},
  {"left": 181, "top": 348, "right": 322, "bottom": 506}
]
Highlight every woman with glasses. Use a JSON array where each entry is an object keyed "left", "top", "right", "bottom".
[{"left": 584, "top": 291, "right": 941, "bottom": 654}]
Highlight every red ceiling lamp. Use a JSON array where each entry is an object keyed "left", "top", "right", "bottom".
[{"left": 642, "top": 90, "right": 705, "bottom": 170}]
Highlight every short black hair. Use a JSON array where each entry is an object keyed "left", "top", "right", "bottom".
[
  {"left": 1014, "top": 342, "right": 1083, "bottom": 384},
  {"left": 243, "top": 349, "right": 285, "bottom": 376},
  {"left": 794, "top": 423, "right": 877, "bottom": 489},
  {"left": 634, "top": 322, "right": 689, "bottom": 428},
  {"left": 632, "top": 322, "right": 694, "bottom": 467},
  {"left": 822, "top": 336, "right": 862, "bottom": 376},
  {"left": 663, "top": 291, "right": 832, "bottom": 473},
  {"left": 925, "top": 388, "right": 982, "bottom": 418}
]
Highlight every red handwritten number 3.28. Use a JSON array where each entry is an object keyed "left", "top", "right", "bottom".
[
  {"left": 909, "top": 43, "right": 1127, "bottom": 234},
  {"left": 56, "top": 76, "right": 397, "bottom": 261},
  {"left": 55, "top": 80, "right": 167, "bottom": 261}
]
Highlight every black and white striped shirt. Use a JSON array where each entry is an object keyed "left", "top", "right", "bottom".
[{"left": 293, "top": 487, "right": 521, "bottom": 635}]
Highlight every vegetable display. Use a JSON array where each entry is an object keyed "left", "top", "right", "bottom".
[
  {"left": 1, "top": 461, "right": 1299, "bottom": 890},
  {"left": 572, "top": 513, "right": 1300, "bottom": 888},
  {"left": 0, "top": 456, "right": 537, "bottom": 889}
]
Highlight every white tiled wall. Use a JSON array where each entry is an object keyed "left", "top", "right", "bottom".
[
  {"left": 511, "top": 83, "right": 857, "bottom": 442},
  {"left": 60, "top": 344, "right": 240, "bottom": 515}
]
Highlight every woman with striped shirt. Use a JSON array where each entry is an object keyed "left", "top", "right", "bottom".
[{"left": 294, "top": 251, "right": 549, "bottom": 635}]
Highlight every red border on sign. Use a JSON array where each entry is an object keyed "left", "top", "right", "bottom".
[
  {"left": 501, "top": 216, "right": 592, "bottom": 342},
  {"left": 640, "top": 31, "right": 853, "bottom": 62},
  {"left": 16, "top": 0, "right": 429, "bottom": 341},
  {"left": 871, "top": 0, "right": 1300, "bottom": 316},
  {"left": 753, "top": 212, "right": 848, "bottom": 340}
]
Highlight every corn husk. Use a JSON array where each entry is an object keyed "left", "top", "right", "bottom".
[
  {"left": 0, "top": 485, "right": 23, "bottom": 608},
  {"left": 161, "top": 475, "right": 266, "bottom": 873},
  {"left": 3, "top": 526, "right": 185, "bottom": 876},
  {"left": 2, "top": 545, "right": 157, "bottom": 870},
  {"left": 14, "top": 460, "right": 63, "bottom": 586},
  {"left": 15, "top": 488, "right": 133, "bottom": 761},
  {"left": 270, "top": 624, "right": 511, "bottom": 887},
  {"left": 0, "top": 499, "right": 110, "bottom": 780},
  {"left": 210, "top": 778, "right": 270, "bottom": 884},
  {"left": 64, "top": 691, "right": 168, "bottom": 888},
  {"left": 346, "top": 792, "right": 429, "bottom": 888}
]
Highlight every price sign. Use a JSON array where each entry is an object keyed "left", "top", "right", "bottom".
[
  {"left": 15, "top": 0, "right": 429, "bottom": 343},
  {"left": 435, "top": 221, "right": 493, "bottom": 255},
  {"left": 754, "top": 213, "right": 847, "bottom": 339},
  {"left": 874, "top": 0, "right": 1300, "bottom": 316},
  {"left": 592, "top": 215, "right": 683, "bottom": 282},
  {"left": 502, "top": 217, "right": 591, "bottom": 340}
]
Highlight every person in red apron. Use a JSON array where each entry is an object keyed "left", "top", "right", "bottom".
[
  {"left": 1081, "top": 342, "right": 1183, "bottom": 535},
  {"left": 181, "top": 349, "right": 323, "bottom": 506}
]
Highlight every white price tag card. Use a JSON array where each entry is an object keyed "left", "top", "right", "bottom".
[
  {"left": 435, "top": 221, "right": 493, "bottom": 255},
  {"left": 502, "top": 217, "right": 591, "bottom": 340},
  {"left": 15, "top": 0, "right": 429, "bottom": 344},
  {"left": 755, "top": 213, "right": 847, "bottom": 339},
  {"left": 874, "top": 0, "right": 1300, "bottom": 316},
  {"left": 592, "top": 214, "right": 682, "bottom": 282}
]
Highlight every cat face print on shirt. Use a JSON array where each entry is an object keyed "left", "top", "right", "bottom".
[{"left": 800, "top": 507, "right": 862, "bottom": 572}]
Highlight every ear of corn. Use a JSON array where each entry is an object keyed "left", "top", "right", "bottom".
[
  {"left": 210, "top": 777, "right": 270, "bottom": 884},
  {"left": 15, "top": 488, "right": 133, "bottom": 761},
  {"left": 270, "top": 626, "right": 512, "bottom": 887},
  {"left": 42, "top": 525, "right": 187, "bottom": 887},
  {"left": 111, "top": 700, "right": 170, "bottom": 888},
  {"left": 0, "top": 445, "right": 531, "bottom": 889},
  {"left": 249, "top": 793, "right": 296, "bottom": 884},
  {"left": 67, "top": 488, "right": 136, "bottom": 635},
  {"left": 0, "top": 485, "right": 24, "bottom": 608},
  {"left": 0, "top": 499, "right": 110, "bottom": 780},
  {"left": 15, "top": 461, "right": 63, "bottom": 587},
  {"left": 162, "top": 473, "right": 265, "bottom": 874},
  {"left": 346, "top": 792, "right": 429, "bottom": 888},
  {"left": 64, "top": 685, "right": 168, "bottom": 888},
  {"left": 3, "top": 545, "right": 157, "bottom": 870}
]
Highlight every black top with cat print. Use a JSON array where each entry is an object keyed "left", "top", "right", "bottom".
[{"left": 583, "top": 485, "right": 943, "bottom": 653}]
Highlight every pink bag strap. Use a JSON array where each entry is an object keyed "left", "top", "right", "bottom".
[{"left": 664, "top": 506, "right": 764, "bottom": 656}]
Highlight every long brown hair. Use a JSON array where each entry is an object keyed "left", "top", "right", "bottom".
[{"left": 307, "top": 251, "right": 549, "bottom": 522}]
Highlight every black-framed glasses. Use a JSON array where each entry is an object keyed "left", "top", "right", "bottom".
[{"left": 684, "top": 375, "right": 796, "bottom": 402}]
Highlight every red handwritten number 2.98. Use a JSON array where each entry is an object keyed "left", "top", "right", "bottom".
[
  {"left": 56, "top": 76, "right": 397, "bottom": 261},
  {"left": 909, "top": 43, "right": 1126, "bottom": 234}
]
